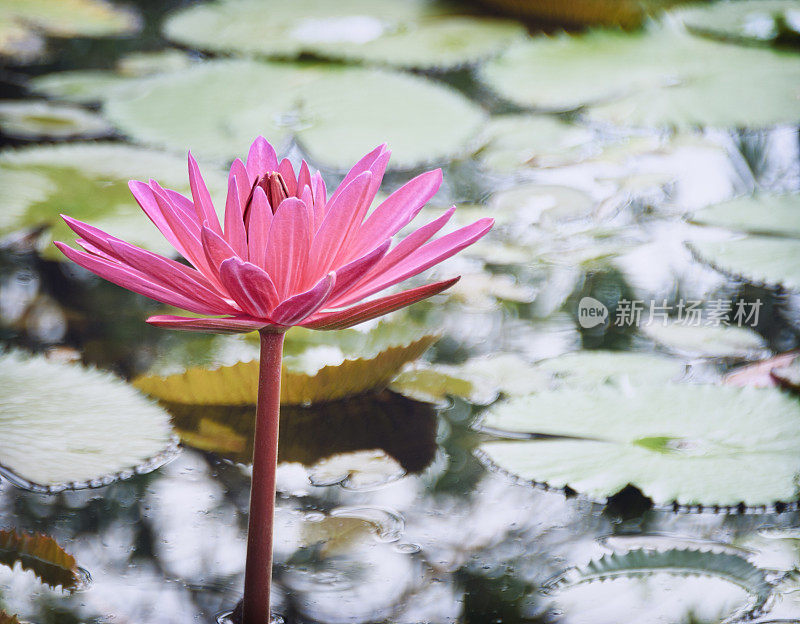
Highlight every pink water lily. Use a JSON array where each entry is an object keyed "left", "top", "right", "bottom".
[
  {"left": 56, "top": 137, "right": 492, "bottom": 334},
  {"left": 56, "top": 136, "right": 492, "bottom": 624}
]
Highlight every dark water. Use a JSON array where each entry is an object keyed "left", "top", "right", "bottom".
[{"left": 2, "top": 0, "right": 800, "bottom": 623}]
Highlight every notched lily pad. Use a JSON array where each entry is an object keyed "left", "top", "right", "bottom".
[
  {"left": 0, "top": 0, "right": 140, "bottom": 64},
  {"left": 0, "top": 100, "right": 113, "bottom": 140},
  {"left": 689, "top": 235, "right": 800, "bottom": 292},
  {"left": 102, "top": 60, "right": 485, "bottom": 169},
  {"left": 690, "top": 194, "right": 800, "bottom": 238},
  {"left": 545, "top": 548, "right": 772, "bottom": 621},
  {"left": 0, "top": 350, "right": 176, "bottom": 492},
  {"left": 0, "top": 528, "right": 82, "bottom": 591},
  {"left": 675, "top": 0, "right": 800, "bottom": 46},
  {"left": 480, "top": 28, "right": 800, "bottom": 128},
  {"left": 479, "top": 383, "right": 800, "bottom": 508},
  {"left": 641, "top": 322, "right": 769, "bottom": 360},
  {"left": 133, "top": 322, "right": 438, "bottom": 406},
  {"left": 0, "top": 143, "right": 226, "bottom": 260}
]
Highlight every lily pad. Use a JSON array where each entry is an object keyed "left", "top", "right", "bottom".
[
  {"left": 675, "top": 0, "right": 800, "bottom": 46},
  {"left": 641, "top": 322, "right": 768, "bottom": 359},
  {"left": 30, "top": 70, "right": 130, "bottom": 105},
  {"left": 0, "top": 0, "right": 139, "bottom": 64},
  {"left": 479, "top": 28, "right": 800, "bottom": 127},
  {"left": 690, "top": 194, "right": 800, "bottom": 238},
  {"left": 537, "top": 350, "right": 687, "bottom": 388},
  {"left": 689, "top": 235, "right": 800, "bottom": 291},
  {"left": 546, "top": 548, "right": 771, "bottom": 621},
  {"left": 479, "top": 383, "right": 800, "bottom": 507},
  {"left": 0, "top": 350, "right": 176, "bottom": 492},
  {"left": 476, "top": 115, "right": 597, "bottom": 172},
  {"left": 0, "top": 100, "right": 113, "bottom": 140},
  {"left": 163, "top": 0, "right": 523, "bottom": 69},
  {"left": 102, "top": 59, "right": 485, "bottom": 169},
  {"left": 0, "top": 529, "right": 81, "bottom": 591},
  {"left": 116, "top": 49, "right": 196, "bottom": 77},
  {"left": 133, "top": 322, "right": 438, "bottom": 406},
  {"left": 489, "top": 184, "right": 597, "bottom": 229},
  {"left": 0, "top": 143, "right": 226, "bottom": 260}
]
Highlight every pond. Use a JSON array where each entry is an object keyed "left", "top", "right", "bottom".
[{"left": 1, "top": 0, "right": 800, "bottom": 623}]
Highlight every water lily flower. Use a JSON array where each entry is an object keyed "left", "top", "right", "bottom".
[{"left": 56, "top": 136, "right": 492, "bottom": 624}]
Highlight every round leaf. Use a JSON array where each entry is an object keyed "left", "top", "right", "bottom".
[
  {"left": 0, "top": 100, "right": 113, "bottom": 140},
  {"left": 690, "top": 194, "right": 800, "bottom": 238}
]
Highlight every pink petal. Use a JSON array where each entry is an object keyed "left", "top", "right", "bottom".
[
  {"left": 297, "top": 160, "right": 312, "bottom": 195},
  {"left": 246, "top": 136, "right": 279, "bottom": 181},
  {"left": 129, "top": 180, "right": 192, "bottom": 260},
  {"left": 147, "top": 314, "right": 272, "bottom": 334},
  {"left": 164, "top": 189, "right": 196, "bottom": 219},
  {"left": 188, "top": 152, "right": 222, "bottom": 234},
  {"left": 278, "top": 158, "right": 297, "bottom": 196},
  {"left": 329, "top": 239, "right": 390, "bottom": 301},
  {"left": 218, "top": 257, "right": 279, "bottom": 318},
  {"left": 270, "top": 272, "right": 336, "bottom": 325},
  {"left": 201, "top": 226, "right": 240, "bottom": 276},
  {"left": 332, "top": 217, "right": 493, "bottom": 307},
  {"left": 301, "top": 277, "right": 458, "bottom": 331},
  {"left": 311, "top": 172, "right": 327, "bottom": 221},
  {"left": 328, "top": 144, "right": 387, "bottom": 206},
  {"left": 224, "top": 170, "right": 248, "bottom": 258},
  {"left": 54, "top": 242, "right": 229, "bottom": 316},
  {"left": 75, "top": 238, "right": 116, "bottom": 261},
  {"left": 246, "top": 186, "right": 272, "bottom": 268},
  {"left": 307, "top": 172, "right": 372, "bottom": 277},
  {"left": 347, "top": 168, "right": 443, "bottom": 260},
  {"left": 263, "top": 198, "right": 313, "bottom": 298}
]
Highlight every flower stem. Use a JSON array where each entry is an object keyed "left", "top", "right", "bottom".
[{"left": 242, "top": 329, "right": 285, "bottom": 624}]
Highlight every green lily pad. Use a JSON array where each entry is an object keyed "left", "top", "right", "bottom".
[
  {"left": 163, "top": 0, "right": 523, "bottom": 69},
  {"left": 537, "top": 350, "right": 687, "bottom": 388},
  {"left": 0, "top": 100, "right": 113, "bottom": 139},
  {"left": 675, "top": 0, "right": 800, "bottom": 46},
  {"left": 30, "top": 70, "right": 130, "bottom": 105},
  {"left": 546, "top": 548, "right": 771, "bottom": 621},
  {"left": 690, "top": 235, "right": 800, "bottom": 291},
  {"left": 489, "top": 184, "right": 597, "bottom": 229},
  {"left": 479, "top": 28, "right": 800, "bottom": 127},
  {"left": 690, "top": 194, "right": 800, "bottom": 238},
  {"left": 116, "top": 49, "right": 196, "bottom": 77},
  {"left": 479, "top": 383, "right": 800, "bottom": 507},
  {"left": 102, "top": 59, "right": 485, "bottom": 169},
  {"left": 0, "top": 0, "right": 140, "bottom": 64},
  {"left": 0, "top": 143, "right": 226, "bottom": 260},
  {"left": 641, "top": 322, "right": 769, "bottom": 359},
  {"left": 133, "top": 322, "right": 439, "bottom": 406},
  {"left": 0, "top": 350, "right": 176, "bottom": 492},
  {"left": 476, "top": 115, "right": 597, "bottom": 172}
]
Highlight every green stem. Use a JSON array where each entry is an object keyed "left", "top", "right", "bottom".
[{"left": 242, "top": 329, "right": 285, "bottom": 624}]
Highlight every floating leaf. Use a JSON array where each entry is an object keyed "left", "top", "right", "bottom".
[
  {"left": 116, "top": 49, "right": 196, "bottom": 77},
  {"left": 476, "top": 115, "right": 596, "bottom": 172},
  {"left": 546, "top": 548, "right": 771, "bottom": 618},
  {"left": 641, "top": 322, "right": 768, "bottom": 359},
  {"left": 133, "top": 323, "right": 438, "bottom": 405},
  {"left": 480, "top": 28, "right": 800, "bottom": 127},
  {"left": 163, "top": 0, "right": 523, "bottom": 69},
  {"left": 690, "top": 235, "right": 800, "bottom": 291},
  {"left": 489, "top": 184, "right": 597, "bottom": 229},
  {"left": 0, "top": 0, "right": 139, "bottom": 64},
  {"left": 102, "top": 60, "right": 485, "bottom": 168},
  {"left": 0, "top": 529, "right": 81, "bottom": 591},
  {"left": 165, "top": 390, "right": 437, "bottom": 473},
  {"left": 724, "top": 351, "right": 800, "bottom": 388},
  {"left": 479, "top": 383, "right": 800, "bottom": 507},
  {"left": 0, "top": 350, "right": 176, "bottom": 492},
  {"left": 30, "top": 70, "right": 130, "bottom": 105},
  {"left": 0, "top": 100, "right": 113, "bottom": 140},
  {"left": 690, "top": 194, "right": 800, "bottom": 238},
  {"left": 0, "top": 143, "right": 226, "bottom": 260},
  {"left": 537, "top": 350, "right": 687, "bottom": 388},
  {"left": 390, "top": 353, "right": 548, "bottom": 405},
  {"left": 675, "top": 0, "right": 800, "bottom": 46}
]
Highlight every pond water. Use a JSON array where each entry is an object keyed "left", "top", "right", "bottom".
[{"left": 1, "top": 0, "right": 800, "bottom": 623}]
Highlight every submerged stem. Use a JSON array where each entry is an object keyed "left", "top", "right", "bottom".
[{"left": 242, "top": 329, "right": 285, "bottom": 624}]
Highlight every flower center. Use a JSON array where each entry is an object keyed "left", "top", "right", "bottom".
[{"left": 244, "top": 172, "right": 291, "bottom": 222}]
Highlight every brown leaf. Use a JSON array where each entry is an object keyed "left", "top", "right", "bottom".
[
  {"left": 0, "top": 612, "right": 21, "bottom": 624},
  {"left": 0, "top": 528, "right": 81, "bottom": 591}
]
